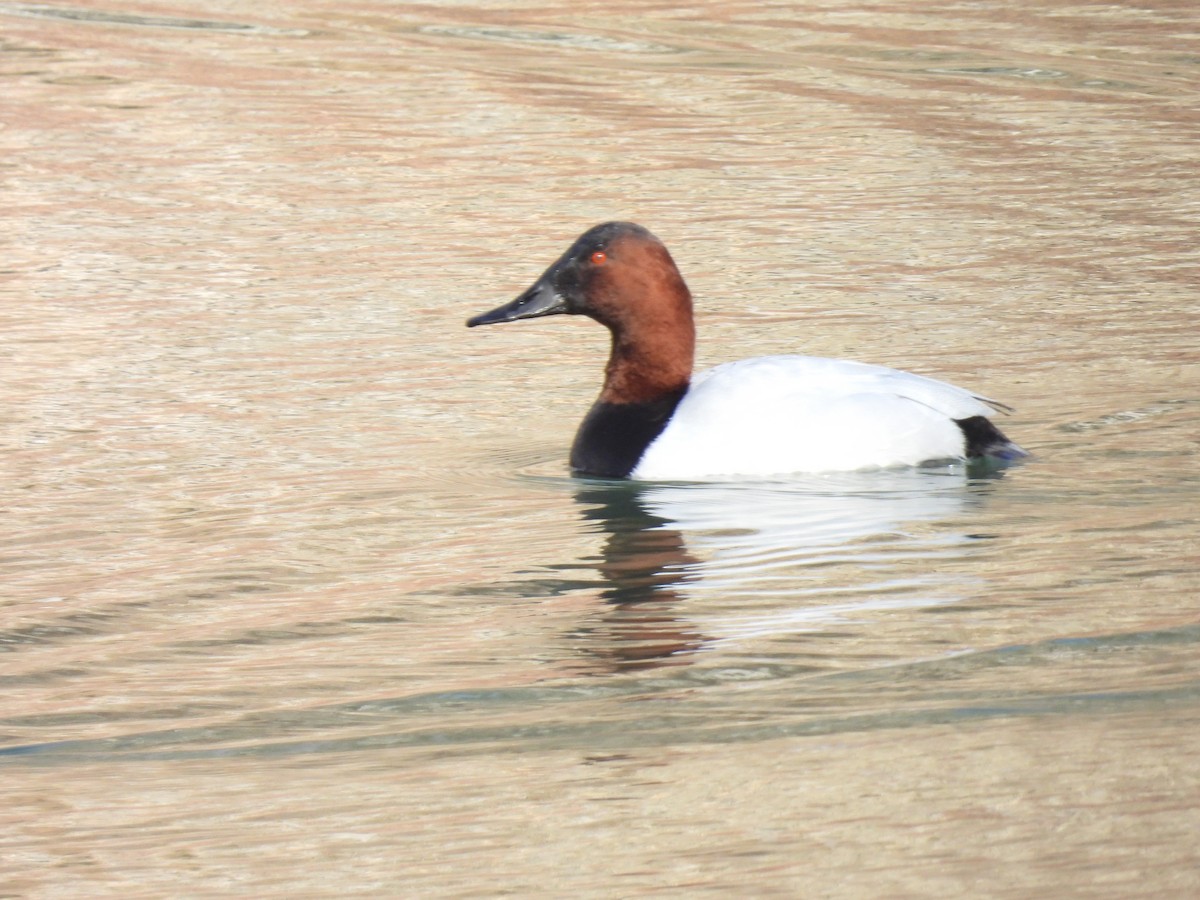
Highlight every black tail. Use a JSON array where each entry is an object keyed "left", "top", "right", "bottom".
[{"left": 955, "top": 415, "right": 1028, "bottom": 461}]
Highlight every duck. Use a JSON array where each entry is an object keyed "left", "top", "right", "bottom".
[{"left": 467, "top": 222, "right": 1026, "bottom": 481}]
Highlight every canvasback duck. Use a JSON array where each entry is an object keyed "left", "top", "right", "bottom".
[{"left": 467, "top": 222, "right": 1026, "bottom": 480}]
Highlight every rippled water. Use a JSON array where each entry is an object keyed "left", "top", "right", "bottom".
[{"left": 3, "top": 1, "right": 1199, "bottom": 895}]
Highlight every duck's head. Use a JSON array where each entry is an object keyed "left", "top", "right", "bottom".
[{"left": 466, "top": 222, "right": 693, "bottom": 336}]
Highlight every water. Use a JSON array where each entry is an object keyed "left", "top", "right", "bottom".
[{"left": 3, "top": 1, "right": 1199, "bottom": 895}]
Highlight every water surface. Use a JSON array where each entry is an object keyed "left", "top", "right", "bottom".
[{"left": 3, "top": 1, "right": 1199, "bottom": 895}]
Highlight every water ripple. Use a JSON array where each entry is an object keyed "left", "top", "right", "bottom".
[
  {"left": 417, "top": 24, "right": 678, "bottom": 55},
  {"left": 0, "top": 2, "right": 307, "bottom": 35},
  {"left": 4, "top": 624, "right": 1195, "bottom": 762}
]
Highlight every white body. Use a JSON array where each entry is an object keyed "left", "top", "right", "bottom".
[{"left": 630, "top": 355, "right": 1006, "bottom": 481}]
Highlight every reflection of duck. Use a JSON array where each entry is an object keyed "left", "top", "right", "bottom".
[
  {"left": 469, "top": 222, "right": 1026, "bottom": 480},
  {"left": 569, "top": 483, "right": 707, "bottom": 672},
  {"left": 576, "top": 483, "right": 697, "bottom": 604},
  {"left": 571, "top": 469, "right": 1003, "bottom": 667}
]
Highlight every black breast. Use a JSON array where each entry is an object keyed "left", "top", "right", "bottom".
[{"left": 569, "top": 389, "right": 687, "bottom": 478}]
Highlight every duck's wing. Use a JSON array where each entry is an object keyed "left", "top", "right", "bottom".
[
  {"left": 691, "top": 355, "right": 1005, "bottom": 421},
  {"left": 632, "top": 356, "right": 1014, "bottom": 480}
]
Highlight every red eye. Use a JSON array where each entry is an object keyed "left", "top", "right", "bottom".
[{"left": 590, "top": 250, "right": 607, "bottom": 265}]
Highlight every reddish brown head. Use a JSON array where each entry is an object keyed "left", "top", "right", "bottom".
[{"left": 467, "top": 222, "right": 696, "bottom": 404}]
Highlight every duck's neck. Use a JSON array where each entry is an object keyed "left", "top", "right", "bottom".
[
  {"left": 570, "top": 247, "right": 696, "bottom": 477},
  {"left": 598, "top": 309, "right": 695, "bottom": 406},
  {"left": 569, "top": 306, "right": 695, "bottom": 478}
]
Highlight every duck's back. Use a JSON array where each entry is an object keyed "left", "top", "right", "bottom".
[{"left": 631, "top": 355, "right": 1012, "bottom": 480}]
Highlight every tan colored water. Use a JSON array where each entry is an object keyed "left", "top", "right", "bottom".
[{"left": 3, "top": 0, "right": 1199, "bottom": 895}]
